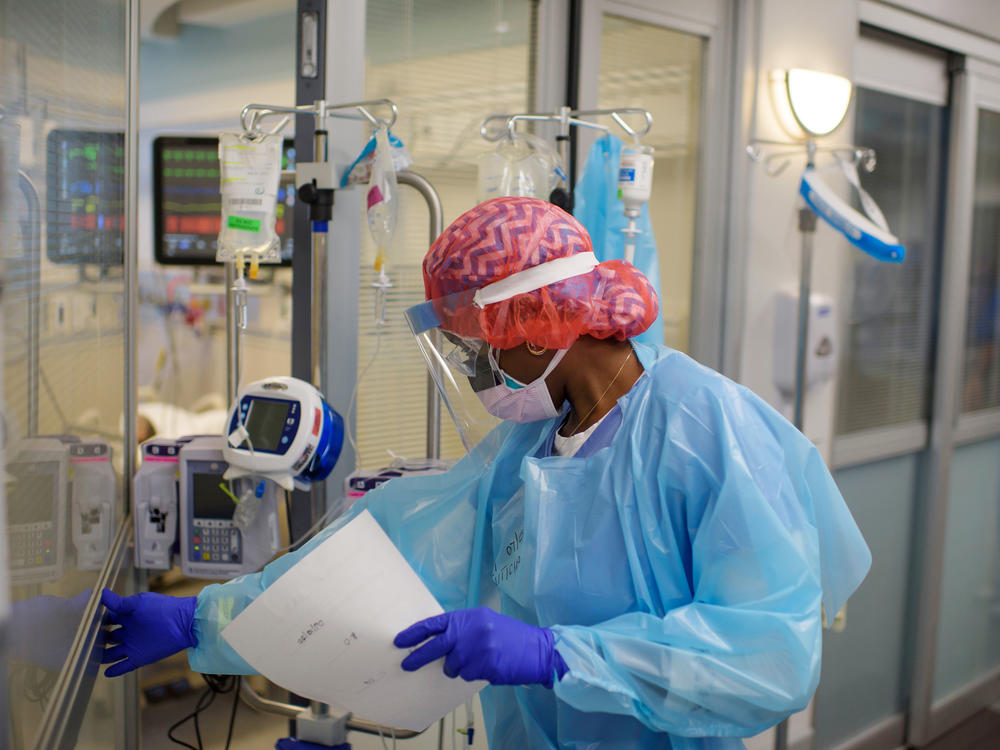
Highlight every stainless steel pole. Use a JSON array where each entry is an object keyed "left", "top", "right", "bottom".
[
  {"left": 776, "top": 142, "right": 818, "bottom": 750},
  {"left": 793, "top": 208, "right": 817, "bottom": 431},
  {"left": 225, "top": 263, "right": 239, "bottom": 402},
  {"left": 792, "top": 141, "right": 818, "bottom": 433},
  {"left": 120, "top": 2, "right": 142, "bottom": 744},
  {"left": 397, "top": 170, "right": 443, "bottom": 459},
  {"left": 311, "top": 128, "right": 329, "bottom": 389},
  {"left": 17, "top": 171, "right": 40, "bottom": 435},
  {"left": 557, "top": 105, "right": 571, "bottom": 168},
  {"left": 311, "top": 231, "right": 328, "bottom": 388}
]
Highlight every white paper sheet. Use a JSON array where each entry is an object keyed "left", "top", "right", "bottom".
[{"left": 221, "top": 509, "right": 485, "bottom": 731}]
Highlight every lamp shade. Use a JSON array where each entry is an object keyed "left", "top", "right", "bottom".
[{"left": 770, "top": 69, "right": 853, "bottom": 138}]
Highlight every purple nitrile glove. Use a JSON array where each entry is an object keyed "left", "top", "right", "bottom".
[
  {"left": 100, "top": 589, "right": 198, "bottom": 677},
  {"left": 394, "top": 606, "right": 568, "bottom": 688}
]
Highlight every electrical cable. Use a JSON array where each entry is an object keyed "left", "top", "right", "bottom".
[
  {"left": 166, "top": 674, "right": 241, "bottom": 750},
  {"left": 345, "top": 325, "right": 383, "bottom": 471},
  {"left": 273, "top": 498, "right": 340, "bottom": 554},
  {"left": 224, "top": 676, "right": 241, "bottom": 750},
  {"left": 167, "top": 684, "right": 214, "bottom": 750}
]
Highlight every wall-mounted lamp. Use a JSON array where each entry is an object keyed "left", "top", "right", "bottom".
[{"left": 770, "top": 68, "right": 853, "bottom": 139}]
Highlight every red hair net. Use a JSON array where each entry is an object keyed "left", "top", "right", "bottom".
[{"left": 422, "top": 197, "right": 659, "bottom": 350}]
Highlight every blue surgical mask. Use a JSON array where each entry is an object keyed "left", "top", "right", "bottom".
[{"left": 476, "top": 347, "right": 568, "bottom": 422}]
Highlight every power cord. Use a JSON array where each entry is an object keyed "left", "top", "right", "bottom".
[{"left": 167, "top": 674, "right": 241, "bottom": 750}]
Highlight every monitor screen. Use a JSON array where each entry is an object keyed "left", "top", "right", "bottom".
[
  {"left": 6, "top": 463, "right": 58, "bottom": 526},
  {"left": 46, "top": 130, "right": 125, "bottom": 266},
  {"left": 245, "top": 399, "right": 292, "bottom": 452},
  {"left": 192, "top": 472, "right": 237, "bottom": 520},
  {"left": 153, "top": 136, "right": 296, "bottom": 265}
]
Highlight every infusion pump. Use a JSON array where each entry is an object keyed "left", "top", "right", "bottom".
[
  {"left": 133, "top": 438, "right": 182, "bottom": 570},
  {"left": 179, "top": 436, "right": 280, "bottom": 579},
  {"left": 69, "top": 440, "right": 119, "bottom": 571},
  {"left": 6, "top": 438, "right": 71, "bottom": 585},
  {"left": 134, "top": 435, "right": 281, "bottom": 579},
  {"left": 6, "top": 436, "right": 118, "bottom": 585}
]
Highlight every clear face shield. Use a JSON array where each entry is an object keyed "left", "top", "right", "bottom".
[
  {"left": 405, "top": 252, "right": 601, "bottom": 453},
  {"left": 405, "top": 298, "right": 502, "bottom": 453}
]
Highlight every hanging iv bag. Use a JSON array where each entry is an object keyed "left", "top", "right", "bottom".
[
  {"left": 477, "top": 132, "right": 566, "bottom": 203},
  {"left": 216, "top": 133, "right": 283, "bottom": 264},
  {"left": 367, "top": 126, "right": 398, "bottom": 271}
]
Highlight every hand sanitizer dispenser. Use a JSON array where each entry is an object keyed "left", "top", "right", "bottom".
[{"left": 773, "top": 289, "right": 837, "bottom": 396}]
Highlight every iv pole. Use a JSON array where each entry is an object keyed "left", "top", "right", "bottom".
[
  {"left": 480, "top": 106, "right": 654, "bottom": 208},
  {"left": 227, "top": 99, "right": 449, "bottom": 743},
  {"left": 746, "top": 138, "right": 878, "bottom": 431},
  {"left": 226, "top": 98, "right": 399, "bottom": 404},
  {"left": 746, "top": 136, "right": 885, "bottom": 750}
]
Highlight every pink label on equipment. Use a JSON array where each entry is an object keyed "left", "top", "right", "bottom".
[{"left": 366, "top": 184, "right": 384, "bottom": 210}]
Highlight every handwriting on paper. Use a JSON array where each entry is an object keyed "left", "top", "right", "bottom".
[{"left": 222, "top": 509, "right": 485, "bottom": 731}]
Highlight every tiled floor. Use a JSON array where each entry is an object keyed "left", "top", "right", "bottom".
[
  {"left": 921, "top": 708, "right": 1000, "bottom": 750},
  {"left": 141, "top": 675, "right": 289, "bottom": 750},
  {"left": 140, "top": 669, "right": 467, "bottom": 750}
]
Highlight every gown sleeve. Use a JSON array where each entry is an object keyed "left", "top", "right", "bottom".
[
  {"left": 186, "top": 425, "right": 515, "bottom": 675},
  {"left": 550, "top": 380, "right": 871, "bottom": 737}
]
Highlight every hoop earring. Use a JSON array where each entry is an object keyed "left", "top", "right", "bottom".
[{"left": 526, "top": 342, "right": 547, "bottom": 356}]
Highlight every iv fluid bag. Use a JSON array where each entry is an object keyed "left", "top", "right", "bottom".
[
  {"left": 216, "top": 133, "right": 282, "bottom": 263},
  {"left": 618, "top": 144, "right": 654, "bottom": 215},
  {"left": 477, "top": 133, "right": 565, "bottom": 203},
  {"left": 366, "top": 127, "right": 398, "bottom": 256}
]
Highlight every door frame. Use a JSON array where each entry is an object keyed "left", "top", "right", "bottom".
[
  {"left": 908, "top": 56, "right": 1000, "bottom": 747},
  {"left": 571, "top": 0, "right": 746, "bottom": 374}
]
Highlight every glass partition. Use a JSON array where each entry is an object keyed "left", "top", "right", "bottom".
[
  {"left": 934, "top": 104, "right": 1000, "bottom": 705},
  {"left": 0, "top": 0, "right": 129, "bottom": 746},
  {"left": 598, "top": 15, "right": 703, "bottom": 353},
  {"left": 355, "top": 0, "right": 538, "bottom": 466},
  {"left": 960, "top": 109, "right": 1000, "bottom": 414},
  {"left": 835, "top": 88, "right": 946, "bottom": 435}
]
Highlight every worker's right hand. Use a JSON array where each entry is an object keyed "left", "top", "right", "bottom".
[{"left": 100, "top": 589, "right": 198, "bottom": 677}]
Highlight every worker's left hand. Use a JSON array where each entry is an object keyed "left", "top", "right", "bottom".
[{"left": 394, "top": 606, "right": 567, "bottom": 688}]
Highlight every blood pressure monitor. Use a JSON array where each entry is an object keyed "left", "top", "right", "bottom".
[{"left": 223, "top": 376, "right": 344, "bottom": 491}]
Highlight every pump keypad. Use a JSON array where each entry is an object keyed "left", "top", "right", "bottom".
[
  {"left": 191, "top": 520, "right": 241, "bottom": 563},
  {"left": 10, "top": 523, "right": 56, "bottom": 569}
]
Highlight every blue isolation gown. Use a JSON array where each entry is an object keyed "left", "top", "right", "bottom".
[{"left": 189, "top": 343, "right": 871, "bottom": 749}]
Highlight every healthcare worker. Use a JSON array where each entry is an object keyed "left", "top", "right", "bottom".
[{"left": 101, "top": 197, "right": 871, "bottom": 749}]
